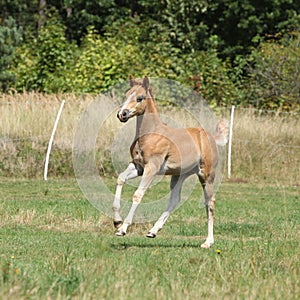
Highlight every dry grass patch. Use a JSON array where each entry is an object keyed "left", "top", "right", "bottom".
[
  {"left": 230, "top": 109, "right": 300, "bottom": 185},
  {"left": 1, "top": 93, "right": 299, "bottom": 184}
]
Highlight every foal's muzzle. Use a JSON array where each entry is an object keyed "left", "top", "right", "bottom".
[{"left": 117, "top": 109, "right": 130, "bottom": 122}]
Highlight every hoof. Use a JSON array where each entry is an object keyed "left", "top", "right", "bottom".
[
  {"left": 113, "top": 220, "right": 123, "bottom": 229},
  {"left": 201, "top": 241, "right": 214, "bottom": 249},
  {"left": 115, "top": 229, "right": 126, "bottom": 236},
  {"left": 146, "top": 232, "right": 156, "bottom": 238}
]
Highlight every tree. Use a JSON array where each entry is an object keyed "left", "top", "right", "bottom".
[
  {"left": 0, "top": 0, "right": 39, "bottom": 40},
  {"left": 38, "top": 0, "right": 47, "bottom": 28},
  {"left": 0, "top": 17, "right": 22, "bottom": 92},
  {"left": 203, "top": 0, "right": 300, "bottom": 59}
]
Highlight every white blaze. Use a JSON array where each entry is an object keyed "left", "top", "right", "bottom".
[{"left": 120, "top": 91, "right": 136, "bottom": 112}]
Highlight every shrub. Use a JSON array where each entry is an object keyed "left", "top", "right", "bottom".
[
  {"left": 246, "top": 32, "right": 300, "bottom": 111},
  {"left": 13, "top": 20, "right": 77, "bottom": 93},
  {"left": 178, "top": 49, "right": 244, "bottom": 107}
]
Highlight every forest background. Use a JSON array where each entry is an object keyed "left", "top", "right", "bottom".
[{"left": 1, "top": 0, "right": 300, "bottom": 111}]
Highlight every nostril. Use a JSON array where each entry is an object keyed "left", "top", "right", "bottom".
[{"left": 118, "top": 109, "right": 129, "bottom": 122}]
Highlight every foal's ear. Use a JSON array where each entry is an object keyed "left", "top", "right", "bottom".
[
  {"left": 142, "top": 76, "right": 150, "bottom": 90},
  {"left": 129, "top": 74, "right": 136, "bottom": 87}
]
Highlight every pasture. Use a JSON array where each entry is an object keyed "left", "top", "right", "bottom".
[
  {"left": 1, "top": 92, "right": 299, "bottom": 299},
  {"left": 0, "top": 179, "right": 299, "bottom": 299}
]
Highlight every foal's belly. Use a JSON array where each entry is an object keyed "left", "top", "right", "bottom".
[{"left": 158, "top": 158, "right": 200, "bottom": 176}]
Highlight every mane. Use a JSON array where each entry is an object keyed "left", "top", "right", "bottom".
[{"left": 148, "top": 87, "right": 154, "bottom": 100}]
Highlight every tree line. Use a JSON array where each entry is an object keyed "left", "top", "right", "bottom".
[{"left": 1, "top": 0, "right": 300, "bottom": 110}]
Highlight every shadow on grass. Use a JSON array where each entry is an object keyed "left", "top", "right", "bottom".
[
  {"left": 108, "top": 222, "right": 266, "bottom": 250},
  {"left": 109, "top": 236, "right": 205, "bottom": 250}
]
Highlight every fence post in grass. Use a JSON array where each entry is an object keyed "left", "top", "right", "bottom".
[
  {"left": 227, "top": 105, "right": 235, "bottom": 178},
  {"left": 44, "top": 100, "right": 66, "bottom": 181}
]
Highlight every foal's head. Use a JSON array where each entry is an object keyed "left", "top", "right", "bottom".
[{"left": 117, "top": 75, "right": 152, "bottom": 123}]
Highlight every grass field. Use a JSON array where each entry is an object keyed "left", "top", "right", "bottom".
[{"left": 0, "top": 178, "right": 299, "bottom": 299}]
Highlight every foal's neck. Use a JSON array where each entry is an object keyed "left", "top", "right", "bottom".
[
  {"left": 136, "top": 97, "right": 163, "bottom": 138},
  {"left": 145, "top": 97, "right": 158, "bottom": 114}
]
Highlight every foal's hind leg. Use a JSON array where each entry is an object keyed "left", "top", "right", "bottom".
[
  {"left": 199, "top": 175, "right": 215, "bottom": 248},
  {"left": 147, "top": 175, "right": 187, "bottom": 238},
  {"left": 113, "top": 162, "right": 140, "bottom": 228}
]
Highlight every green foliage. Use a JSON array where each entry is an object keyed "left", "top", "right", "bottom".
[
  {"left": 70, "top": 25, "right": 144, "bottom": 93},
  {"left": 12, "top": 44, "right": 37, "bottom": 91},
  {"left": 13, "top": 19, "right": 78, "bottom": 93},
  {"left": 204, "top": 0, "right": 300, "bottom": 58},
  {"left": 0, "top": 0, "right": 39, "bottom": 39},
  {"left": 2, "top": 1, "right": 300, "bottom": 58},
  {"left": 65, "top": 18, "right": 242, "bottom": 108},
  {"left": 34, "top": 20, "right": 77, "bottom": 93},
  {"left": 137, "top": 0, "right": 209, "bottom": 53},
  {"left": 246, "top": 32, "right": 300, "bottom": 111},
  {"left": 0, "top": 16, "right": 22, "bottom": 92},
  {"left": 2, "top": 1, "right": 300, "bottom": 110},
  {"left": 62, "top": 0, "right": 120, "bottom": 42},
  {"left": 178, "top": 50, "right": 244, "bottom": 108}
]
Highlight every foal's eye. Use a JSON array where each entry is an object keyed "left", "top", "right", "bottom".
[{"left": 136, "top": 95, "right": 145, "bottom": 102}]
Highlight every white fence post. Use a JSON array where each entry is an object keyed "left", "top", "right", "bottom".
[
  {"left": 44, "top": 100, "right": 66, "bottom": 181},
  {"left": 227, "top": 105, "right": 235, "bottom": 178}
]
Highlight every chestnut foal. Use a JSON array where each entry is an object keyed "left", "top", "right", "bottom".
[{"left": 113, "top": 76, "right": 228, "bottom": 248}]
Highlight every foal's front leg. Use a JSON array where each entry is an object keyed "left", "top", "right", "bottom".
[
  {"left": 116, "top": 163, "right": 157, "bottom": 236},
  {"left": 113, "top": 162, "right": 139, "bottom": 228}
]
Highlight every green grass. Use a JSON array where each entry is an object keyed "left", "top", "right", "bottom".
[{"left": 0, "top": 178, "right": 299, "bottom": 299}]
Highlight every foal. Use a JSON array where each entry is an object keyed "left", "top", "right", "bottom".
[{"left": 113, "top": 76, "right": 228, "bottom": 248}]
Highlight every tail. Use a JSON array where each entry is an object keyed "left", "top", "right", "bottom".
[{"left": 214, "top": 119, "right": 229, "bottom": 146}]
